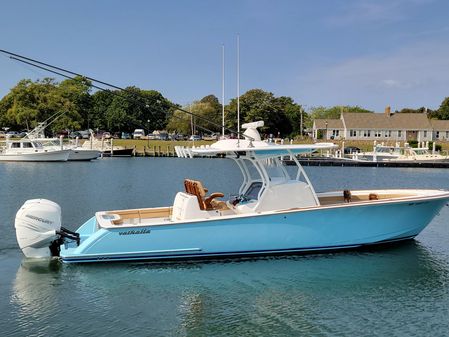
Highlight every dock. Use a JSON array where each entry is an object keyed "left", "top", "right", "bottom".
[
  {"left": 121, "top": 145, "right": 449, "bottom": 168},
  {"left": 288, "top": 157, "right": 449, "bottom": 168}
]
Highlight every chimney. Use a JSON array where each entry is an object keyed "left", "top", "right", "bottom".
[{"left": 384, "top": 106, "right": 391, "bottom": 116}]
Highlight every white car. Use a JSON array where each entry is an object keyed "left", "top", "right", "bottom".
[{"left": 133, "top": 129, "right": 145, "bottom": 139}]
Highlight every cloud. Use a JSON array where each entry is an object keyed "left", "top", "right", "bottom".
[
  {"left": 291, "top": 41, "right": 449, "bottom": 111},
  {"left": 325, "top": 0, "right": 436, "bottom": 26}
]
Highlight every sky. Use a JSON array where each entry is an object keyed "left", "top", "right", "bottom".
[{"left": 1, "top": 0, "right": 449, "bottom": 112}]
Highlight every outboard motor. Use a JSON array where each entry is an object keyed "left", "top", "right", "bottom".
[{"left": 15, "top": 199, "right": 79, "bottom": 258}]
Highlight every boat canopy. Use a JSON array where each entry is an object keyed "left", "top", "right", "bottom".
[
  {"left": 174, "top": 122, "right": 338, "bottom": 213},
  {"left": 190, "top": 139, "right": 336, "bottom": 159}
]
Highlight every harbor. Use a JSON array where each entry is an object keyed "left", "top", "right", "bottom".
[{"left": 2, "top": 0, "right": 449, "bottom": 335}]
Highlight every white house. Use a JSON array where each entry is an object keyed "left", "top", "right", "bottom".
[{"left": 312, "top": 107, "right": 449, "bottom": 142}]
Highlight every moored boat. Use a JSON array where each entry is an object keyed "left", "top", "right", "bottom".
[
  {"left": 81, "top": 137, "right": 133, "bottom": 157},
  {"left": 349, "top": 142, "right": 448, "bottom": 163},
  {"left": 14, "top": 122, "right": 449, "bottom": 263},
  {"left": 31, "top": 138, "right": 101, "bottom": 161},
  {"left": 0, "top": 138, "right": 70, "bottom": 162}
]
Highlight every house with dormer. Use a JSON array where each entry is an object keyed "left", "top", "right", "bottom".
[{"left": 312, "top": 107, "right": 449, "bottom": 142}]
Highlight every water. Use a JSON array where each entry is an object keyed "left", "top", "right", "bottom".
[{"left": 1, "top": 158, "right": 449, "bottom": 336}]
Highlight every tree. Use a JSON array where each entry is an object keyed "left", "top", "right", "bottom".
[
  {"left": 396, "top": 107, "right": 427, "bottom": 114},
  {"left": 224, "top": 89, "right": 304, "bottom": 137},
  {"left": 434, "top": 98, "right": 449, "bottom": 120},
  {"left": 90, "top": 87, "right": 174, "bottom": 132},
  {"left": 309, "top": 105, "right": 372, "bottom": 124},
  {"left": 166, "top": 95, "right": 222, "bottom": 135},
  {"left": 91, "top": 89, "right": 114, "bottom": 130},
  {"left": 57, "top": 76, "right": 92, "bottom": 130},
  {"left": 0, "top": 77, "right": 86, "bottom": 133}
]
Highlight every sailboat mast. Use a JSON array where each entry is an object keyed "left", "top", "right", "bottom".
[
  {"left": 222, "top": 44, "right": 225, "bottom": 138},
  {"left": 237, "top": 34, "right": 240, "bottom": 145}
]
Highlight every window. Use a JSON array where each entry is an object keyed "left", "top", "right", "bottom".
[
  {"left": 423, "top": 130, "right": 428, "bottom": 138},
  {"left": 22, "top": 142, "right": 33, "bottom": 148},
  {"left": 350, "top": 130, "right": 356, "bottom": 137},
  {"left": 385, "top": 130, "right": 391, "bottom": 138},
  {"left": 12, "top": 142, "right": 20, "bottom": 148},
  {"left": 446, "top": 131, "right": 449, "bottom": 139},
  {"left": 332, "top": 130, "right": 340, "bottom": 137},
  {"left": 398, "top": 130, "right": 402, "bottom": 138},
  {"left": 436, "top": 131, "right": 440, "bottom": 139},
  {"left": 374, "top": 130, "right": 381, "bottom": 138},
  {"left": 363, "top": 130, "right": 371, "bottom": 137}
]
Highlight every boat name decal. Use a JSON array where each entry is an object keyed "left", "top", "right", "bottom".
[
  {"left": 25, "top": 214, "right": 53, "bottom": 225},
  {"left": 118, "top": 229, "right": 151, "bottom": 236}
]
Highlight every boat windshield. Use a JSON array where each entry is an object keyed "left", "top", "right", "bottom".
[
  {"left": 243, "top": 182, "right": 263, "bottom": 200},
  {"left": 376, "top": 146, "right": 394, "bottom": 153},
  {"left": 265, "top": 158, "right": 291, "bottom": 181},
  {"left": 413, "top": 149, "right": 428, "bottom": 155}
]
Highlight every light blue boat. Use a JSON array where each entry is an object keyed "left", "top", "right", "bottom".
[{"left": 14, "top": 122, "right": 449, "bottom": 263}]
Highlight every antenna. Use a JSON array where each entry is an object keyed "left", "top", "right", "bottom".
[
  {"left": 237, "top": 34, "right": 240, "bottom": 146},
  {"left": 221, "top": 44, "right": 225, "bottom": 138}
]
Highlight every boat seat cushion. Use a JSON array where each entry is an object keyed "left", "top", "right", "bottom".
[{"left": 184, "top": 179, "right": 224, "bottom": 210}]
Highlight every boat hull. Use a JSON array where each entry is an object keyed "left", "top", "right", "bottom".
[
  {"left": 68, "top": 149, "right": 101, "bottom": 161},
  {"left": 0, "top": 150, "right": 70, "bottom": 162},
  {"left": 100, "top": 148, "right": 134, "bottom": 157},
  {"left": 60, "top": 194, "right": 449, "bottom": 263}
]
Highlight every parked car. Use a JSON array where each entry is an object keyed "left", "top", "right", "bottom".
[
  {"left": 69, "top": 131, "right": 83, "bottom": 139},
  {"left": 133, "top": 129, "right": 145, "bottom": 139},
  {"left": 79, "top": 130, "right": 91, "bottom": 139},
  {"left": 189, "top": 135, "right": 202, "bottom": 141},
  {"left": 203, "top": 133, "right": 218, "bottom": 141},
  {"left": 170, "top": 134, "right": 185, "bottom": 141},
  {"left": 0, "top": 131, "right": 5, "bottom": 138},
  {"left": 121, "top": 132, "right": 131, "bottom": 139},
  {"left": 152, "top": 131, "right": 169, "bottom": 140},
  {"left": 6, "top": 131, "right": 19, "bottom": 137},
  {"left": 56, "top": 130, "right": 69, "bottom": 138},
  {"left": 344, "top": 146, "right": 361, "bottom": 154},
  {"left": 95, "top": 130, "right": 111, "bottom": 139}
]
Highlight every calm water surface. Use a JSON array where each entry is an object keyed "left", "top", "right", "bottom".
[{"left": 1, "top": 158, "right": 449, "bottom": 336}]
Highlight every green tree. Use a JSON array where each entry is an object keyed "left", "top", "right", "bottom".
[
  {"left": 166, "top": 95, "right": 222, "bottom": 135},
  {"left": 91, "top": 89, "right": 114, "bottom": 130},
  {"left": 225, "top": 89, "right": 302, "bottom": 137},
  {"left": 434, "top": 98, "right": 449, "bottom": 120},
  {"left": 57, "top": 76, "right": 92, "bottom": 130},
  {"left": 309, "top": 105, "right": 372, "bottom": 125},
  {"left": 0, "top": 78, "right": 86, "bottom": 133},
  {"left": 90, "top": 87, "right": 174, "bottom": 132}
]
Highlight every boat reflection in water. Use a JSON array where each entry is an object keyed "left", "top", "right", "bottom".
[{"left": 11, "top": 241, "right": 449, "bottom": 336}]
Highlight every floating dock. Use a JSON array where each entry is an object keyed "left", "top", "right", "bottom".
[{"left": 288, "top": 157, "right": 449, "bottom": 168}]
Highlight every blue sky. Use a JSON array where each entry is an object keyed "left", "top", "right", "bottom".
[{"left": 1, "top": 0, "right": 449, "bottom": 112}]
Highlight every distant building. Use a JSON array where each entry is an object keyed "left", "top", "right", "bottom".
[{"left": 312, "top": 107, "right": 449, "bottom": 142}]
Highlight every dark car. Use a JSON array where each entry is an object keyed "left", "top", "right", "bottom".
[
  {"left": 69, "top": 131, "right": 83, "bottom": 139},
  {"left": 344, "top": 146, "right": 361, "bottom": 154}
]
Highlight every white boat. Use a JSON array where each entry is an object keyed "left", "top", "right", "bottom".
[
  {"left": 34, "top": 138, "right": 101, "bottom": 161},
  {"left": 25, "top": 122, "right": 101, "bottom": 161},
  {"left": 14, "top": 121, "right": 449, "bottom": 263},
  {"left": 0, "top": 138, "right": 70, "bottom": 162},
  {"left": 352, "top": 143, "right": 448, "bottom": 163},
  {"left": 82, "top": 137, "right": 133, "bottom": 157}
]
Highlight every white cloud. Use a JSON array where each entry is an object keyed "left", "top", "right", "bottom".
[{"left": 325, "top": 0, "right": 436, "bottom": 26}]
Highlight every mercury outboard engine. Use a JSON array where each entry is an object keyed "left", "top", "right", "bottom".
[{"left": 15, "top": 199, "right": 79, "bottom": 258}]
